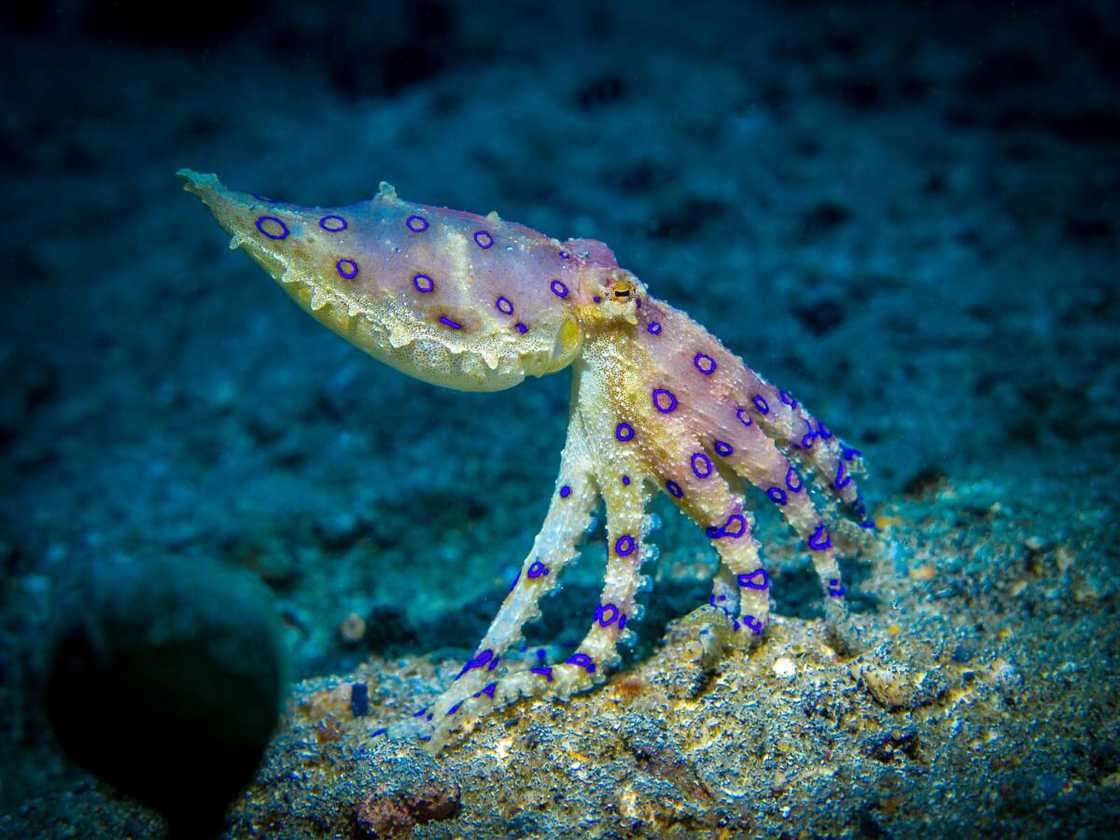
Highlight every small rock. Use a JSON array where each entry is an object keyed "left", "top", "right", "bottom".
[
  {"left": 772, "top": 656, "right": 796, "bottom": 680},
  {"left": 355, "top": 780, "right": 460, "bottom": 838}
]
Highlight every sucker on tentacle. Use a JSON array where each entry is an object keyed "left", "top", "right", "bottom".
[{"left": 179, "top": 169, "right": 878, "bottom": 752}]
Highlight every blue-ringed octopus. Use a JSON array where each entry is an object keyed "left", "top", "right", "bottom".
[{"left": 179, "top": 169, "right": 876, "bottom": 750}]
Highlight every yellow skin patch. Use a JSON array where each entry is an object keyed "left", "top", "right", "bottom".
[{"left": 179, "top": 169, "right": 876, "bottom": 751}]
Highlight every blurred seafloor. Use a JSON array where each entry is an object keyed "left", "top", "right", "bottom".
[{"left": 1, "top": 0, "right": 1118, "bottom": 837}]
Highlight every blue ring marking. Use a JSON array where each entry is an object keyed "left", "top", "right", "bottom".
[
  {"left": 596, "top": 603, "right": 620, "bottom": 627},
  {"left": 514, "top": 322, "right": 528, "bottom": 334},
  {"left": 767, "top": 487, "right": 788, "bottom": 505},
  {"left": 251, "top": 192, "right": 276, "bottom": 203},
  {"left": 736, "top": 406, "right": 753, "bottom": 428},
  {"left": 843, "top": 447, "right": 862, "bottom": 460},
  {"left": 495, "top": 295, "right": 514, "bottom": 315},
  {"left": 472, "top": 649, "right": 493, "bottom": 667},
  {"left": 558, "top": 249, "right": 571, "bottom": 259},
  {"left": 405, "top": 214, "right": 429, "bottom": 233},
  {"left": 255, "top": 215, "right": 289, "bottom": 240},
  {"left": 714, "top": 439, "right": 733, "bottom": 457},
  {"left": 705, "top": 526, "right": 720, "bottom": 539},
  {"left": 559, "top": 484, "right": 571, "bottom": 498},
  {"left": 528, "top": 561, "right": 550, "bottom": 578},
  {"left": 319, "top": 214, "right": 348, "bottom": 232},
  {"left": 531, "top": 666, "right": 554, "bottom": 682},
  {"left": 665, "top": 479, "right": 683, "bottom": 498},
  {"left": 835, "top": 460, "right": 852, "bottom": 489},
  {"left": 481, "top": 682, "right": 497, "bottom": 697},
  {"left": 507, "top": 570, "right": 520, "bottom": 593},
  {"left": 474, "top": 230, "right": 494, "bottom": 249},
  {"left": 413, "top": 273, "right": 435, "bottom": 293},
  {"left": 618, "top": 615, "right": 627, "bottom": 630},
  {"left": 800, "top": 418, "right": 818, "bottom": 449},
  {"left": 860, "top": 519, "right": 878, "bottom": 530},
  {"left": 413, "top": 707, "right": 428, "bottom": 718},
  {"left": 448, "top": 701, "right": 463, "bottom": 715},
  {"left": 550, "top": 279, "right": 569, "bottom": 298},
  {"left": 738, "top": 568, "right": 770, "bottom": 590},
  {"left": 565, "top": 653, "right": 596, "bottom": 673},
  {"left": 652, "top": 388, "right": 677, "bottom": 414},
  {"left": 786, "top": 465, "right": 803, "bottom": 492},
  {"left": 693, "top": 352, "right": 717, "bottom": 375},
  {"left": 615, "top": 534, "right": 636, "bottom": 557},
  {"left": 439, "top": 315, "right": 462, "bottom": 330},
  {"left": 621, "top": 475, "right": 631, "bottom": 486},
  {"left": 828, "top": 578, "right": 846, "bottom": 598},
  {"left": 719, "top": 512, "right": 746, "bottom": 538},
  {"left": 647, "top": 321, "right": 662, "bottom": 335},
  {"left": 335, "top": 258, "right": 359, "bottom": 280},
  {"left": 372, "top": 727, "right": 387, "bottom": 737},
  {"left": 779, "top": 389, "right": 797, "bottom": 408},
  {"left": 592, "top": 295, "right": 602, "bottom": 304},
  {"left": 808, "top": 523, "right": 831, "bottom": 551},
  {"left": 741, "top": 615, "right": 764, "bottom": 635},
  {"left": 690, "top": 452, "right": 713, "bottom": 479},
  {"left": 615, "top": 422, "right": 635, "bottom": 442},
  {"left": 752, "top": 394, "right": 769, "bottom": 415},
  {"left": 817, "top": 422, "right": 833, "bottom": 440}
]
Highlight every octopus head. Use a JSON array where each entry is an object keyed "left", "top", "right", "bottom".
[{"left": 574, "top": 267, "right": 646, "bottom": 330}]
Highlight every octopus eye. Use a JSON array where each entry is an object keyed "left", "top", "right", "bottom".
[{"left": 610, "top": 279, "right": 634, "bottom": 301}]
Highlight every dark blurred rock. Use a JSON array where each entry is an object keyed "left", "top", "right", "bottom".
[{"left": 45, "top": 556, "right": 287, "bottom": 838}]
